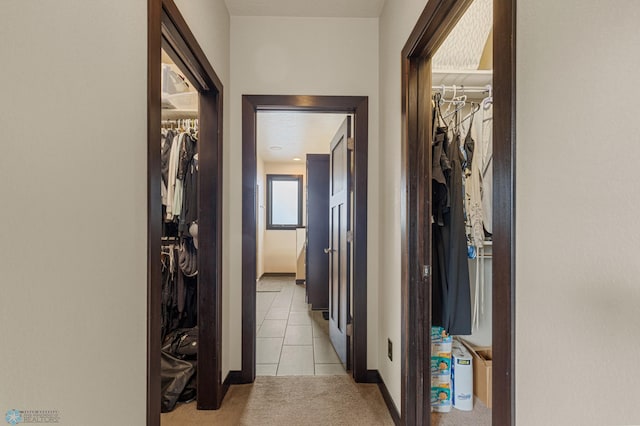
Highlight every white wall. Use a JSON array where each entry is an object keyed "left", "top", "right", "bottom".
[
  {"left": 516, "top": 1, "right": 640, "bottom": 424},
  {"left": 261, "top": 162, "right": 305, "bottom": 274},
  {"left": 381, "top": 1, "right": 640, "bottom": 419},
  {"left": 263, "top": 232, "right": 297, "bottom": 272},
  {"left": 378, "top": 0, "right": 430, "bottom": 410},
  {"left": 296, "top": 227, "right": 306, "bottom": 281},
  {"left": 464, "top": 252, "right": 493, "bottom": 347},
  {"left": 230, "top": 16, "right": 380, "bottom": 371},
  {"left": 173, "top": 0, "right": 231, "bottom": 381},
  {"left": 0, "top": 1, "right": 231, "bottom": 422},
  {"left": 0, "top": 2, "right": 147, "bottom": 424}
]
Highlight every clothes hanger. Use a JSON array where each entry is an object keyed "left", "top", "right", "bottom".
[
  {"left": 432, "top": 92, "right": 447, "bottom": 128},
  {"left": 441, "top": 95, "right": 466, "bottom": 121},
  {"left": 442, "top": 85, "right": 456, "bottom": 116},
  {"left": 460, "top": 102, "right": 481, "bottom": 127},
  {"left": 482, "top": 84, "right": 493, "bottom": 110},
  {"left": 433, "top": 91, "right": 441, "bottom": 106},
  {"left": 434, "top": 85, "right": 447, "bottom": 107}
]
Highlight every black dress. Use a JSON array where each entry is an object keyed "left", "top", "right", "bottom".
[{"left": 431, "top": 122, "right": 472, "bottom": 336}]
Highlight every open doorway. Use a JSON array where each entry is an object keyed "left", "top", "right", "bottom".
[
  {"left": 158, "top": 47, "right": 201, "bottom": 414},
  {"left": 427, "top": 0, "right": 494, "bottom": 422},
  {"left": 148, "top": 1, "right": 224, "bottom": 424},
  {"left": 401, "top": 0, "right": 515, "bottom": 424},
  {"left": 254, "top": 112, "right": 351, "bottom": 376},
  {"left": 241, "top": 95, "right": 372, "bottom": 383}
]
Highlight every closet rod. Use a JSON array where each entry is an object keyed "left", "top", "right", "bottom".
[
  {"left": 432, "top": 84, "right": 492, "bottom": 94},
  {"left": 161, "top": 109, "right": 199, "bottom": 120},
  {"left": 161, "top": 119, "right": 198, "bottom": 124}
]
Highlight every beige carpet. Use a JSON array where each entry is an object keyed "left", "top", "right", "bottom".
[
  {"left": 431, "top": 398, "right": 491, "bottom": 426},
  {"left": 162, "top": 376, "right": 394, "bottom": 426},
  {"left": 161, "top": 375, "right": 491, "bottom": 425}
]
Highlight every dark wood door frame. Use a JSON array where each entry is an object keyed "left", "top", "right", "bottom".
[
  {"left": 148, "top": 0, "right": 225, "bottom": 424},
  {"left": 401, "top": 0, "right": 516, "bottom": 424},
  {"left": 242, "top": 95, "right": 370, "bottom": 383}
]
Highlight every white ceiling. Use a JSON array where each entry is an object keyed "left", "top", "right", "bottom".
[
  {"left": 257, "top": 112, "right": 348, "bottom": 163},
  {"left": 224, "top": 0, "right": 386, "bottom": 18}
]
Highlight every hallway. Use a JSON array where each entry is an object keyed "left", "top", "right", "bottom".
[
  {"left": 160, "top": 277, "right": 392, "bottom": 425},
  {"left": 256, "top": 276, "right": 346, "bottom": 376}
]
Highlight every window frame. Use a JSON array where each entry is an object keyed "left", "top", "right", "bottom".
[{"left": 266, "top": 174, "right": 303, "bottom": 230}]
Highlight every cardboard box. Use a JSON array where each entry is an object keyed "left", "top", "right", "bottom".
[{"left": 460, "top": 341, "right": 492, "bottom": 409}]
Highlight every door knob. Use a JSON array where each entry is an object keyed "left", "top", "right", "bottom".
[{"left": 324, "top": 247, "right": 335, "bottom": 254}]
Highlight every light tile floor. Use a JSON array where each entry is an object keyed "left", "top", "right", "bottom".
[{"left": 256, "top": 276, "right": 346, "bottom": 376}]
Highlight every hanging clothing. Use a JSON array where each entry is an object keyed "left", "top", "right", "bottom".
[
  {"left": 171, "top": 133, "right": 186, "bottom": 220},
  {"left": 431, "top": 104, "right": 472, "bottom": 336},
  {"left": 471, "top": 104, "right": 493, "bottom": 235},
  {"left": 161, "top": 129, "right": 175, "bottom": 207},
  {"left": 161, "top": 124, "right": 199, "bottom": 331},
  {"left": 161, "top": 246, "right": 179, "bottom": 341},
  {"left": 166, "top": 133, "right": 182, "bottom": 219},
  {"left": 463, "top": 116, "right": 485, "bottom": 249},
  {"left": 178, "top": 134, "right": 198, "bottom": 233},
  {"left": 161, "top": 243, "right": 197, "bottom": 339},
  {"left": 432, "top": 126, "right": 451, "bottom": 329},
  {"left": 443, "top": 130, "right": 472, "bottom": 335},
  {"left": 461, "top": 110, "right": 486, "bottom": 333},
  {"left": 181, "top": 153, "right": 198, "bottom": 232}
]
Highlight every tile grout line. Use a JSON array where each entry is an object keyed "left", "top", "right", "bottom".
[{"left": 275, "top": 283, "right": 287, "bottom": 376}]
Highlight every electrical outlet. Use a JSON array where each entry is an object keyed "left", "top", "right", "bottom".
[{"left": 387, "top": 338, "right": 393, "bottom": 361}]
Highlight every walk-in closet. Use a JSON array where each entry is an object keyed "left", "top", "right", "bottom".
[
  {"left": 153, "top": 4, "right": 225, "bottom": 418},
  {"left": 159, "top": 48, "right": 201, "bottom": 413},
  {"left": 428, "top": 0, "right": 493, "bottom": 423}
]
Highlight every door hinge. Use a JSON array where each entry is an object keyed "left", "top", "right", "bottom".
[
  {"left": 347, "top": 137, "right": 355, "bottom": 151},
  {"left": 346, "top": 323, "right": 353, "bottom": 336},
  {"left": 346, "top": 230, "right": 354, "bottom": 242},
  {"left": 423, "top": 265, "right": 431, "bottom": 278}
]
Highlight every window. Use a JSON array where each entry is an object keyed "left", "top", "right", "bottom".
[{"left": 267, "top": 174, "right": 303, "bottom": 230}]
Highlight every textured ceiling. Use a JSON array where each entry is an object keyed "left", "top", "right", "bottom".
[
  {"left": 432, "top": 0, "right": 492, "bottom": 71},
  {"left": 224, "top": 0, "right": 385, "bottom": 18},
  {"left": 257, "top": 112, "right": 348, "bottom": 163}
]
